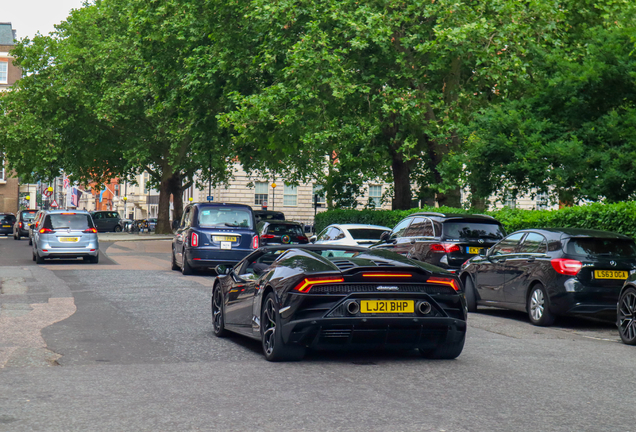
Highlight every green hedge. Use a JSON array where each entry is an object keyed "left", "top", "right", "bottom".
[{"left": 314, "top": 202, "right": 636, "bottom": 239}]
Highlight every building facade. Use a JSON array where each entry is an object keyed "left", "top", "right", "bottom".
[{"left": 0, "top": 23, "right": 21, "bottom": 214}]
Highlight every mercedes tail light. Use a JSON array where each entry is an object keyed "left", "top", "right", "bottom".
[
  {"left": 252, "top": 235, "right": 259, "bottom": 249},
  {"left": 551, "top": 258, "right": 582, "bottom": 276},
  {"left": 293, "top": 276, "right": 345, "bottom": 293},
  {"left": 430, "top": 243, "right": 461, "bottom": 253},
  {"left": 83, "top": 227, "right": 98, "bottom": 233},
  {"left": 191, "top": 232, "right": 199, "bottom": 247},
  {"left": 427, "top": 277, "right": 460, "bottom": 291},
  {"left": 39, "top": 228, "right": 55, "bottom": 234}
]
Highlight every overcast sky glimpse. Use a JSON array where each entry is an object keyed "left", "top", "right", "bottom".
[{"left": 3, "top": 0, "right": 86, "bottom": 41}]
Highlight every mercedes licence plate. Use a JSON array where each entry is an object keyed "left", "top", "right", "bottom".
[
  {"left": 59, "top": 237, "right": 79, "bottom": 242},
  {"left": 467, "top": 247, "right": 482, "bottom": 254},
  {"left": 360, "top": 300, "right": 414, "bottom": 314},
  {"left": 214, "top": 236, "right": 237, "bottom": 242},
  {"left": 594, "top": 270, "right": 628, "bottom": 280}
]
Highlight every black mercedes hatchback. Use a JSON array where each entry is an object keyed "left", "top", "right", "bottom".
[
  {"left": 460, "top": 228, "right": 636, "bottom": 326},
  {"left": 257, "top": 220, "right": 309, "bottom": 246},
  {"left": 371, "top": 212, "right": 505, "bottom": 273}
]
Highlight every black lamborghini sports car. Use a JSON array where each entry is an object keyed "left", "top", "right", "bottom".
[{"left": 211, "top": 245, "right": 467, "bottom": 361}]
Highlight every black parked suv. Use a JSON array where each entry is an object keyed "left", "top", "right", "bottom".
[
  {"left": 0, "top": 213, "right": 16, "bottom": 236},
  {"left": 13, "top": 209, "right": 38, "bottom": 240},
  {"left": 461, "top": 228, "right": 636, "bottom": 326},
  {"left": 371, "top": 212, "right": 505, "bottom": 272}
]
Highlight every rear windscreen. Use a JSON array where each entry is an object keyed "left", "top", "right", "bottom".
[
  {"left": 46, "top": 214, "right": 93, "bottom": 230},
  {"left": 266, "top": 224, "right": 304, "bottom": 236},
  {"left": 21, "top": 211, "right": 37, "bottom": 221},
  {"left": 443, "top": 222, "right": 505, "bottom": 240},
  {"left": 199, "top": 208, "right": 253, "bottom": 228},
  {"left": 0, "top": 214, "right": 16, "bottom": 223},
  {"left": 348, "top": 229, "right": 387, "bottom": 240},
  {"left": 566, "top": 238, "right": 636, "bottom": 258}
]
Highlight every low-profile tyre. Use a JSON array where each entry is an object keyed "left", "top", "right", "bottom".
[
  {"left": 35, "top": 251, "right": 45, "bottom": 264},
  {"left": 171, "top": 248, "right": 180, "bottom": 271},
  {"left": 261, "top": 292, "right": 305, "bottom": 362},
  {"left": 181, "top": 249, "right": 194, "bottom": 275},
  {"left": 618, "top": 287, "right": 636, "bottom": 345},
  {"left": 527, "top": 284, "right": 555, "bottom": 326},
  {"left": 114, "top": 225, "right": 122, "bottom": 233},
  {"left": 464, "top": 276, "right": 478, "bottom": 312},
  {"left": 211, "top": 285, "right": 228, "bottom": 337},
  {"left": 420, "top": 332, "right": 466, "bottom": 360}
]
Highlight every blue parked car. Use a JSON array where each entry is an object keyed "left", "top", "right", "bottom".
[{"left": 171, "top": 203, "right": 259, "bottom": 275}]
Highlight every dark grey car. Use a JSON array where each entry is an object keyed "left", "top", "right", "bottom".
[{"left": 92, "top": 211, "right": 122, "bottom": 232}]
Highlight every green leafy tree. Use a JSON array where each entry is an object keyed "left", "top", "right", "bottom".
[
  {"left": 449, "top": 1, "right": 636, "bottom": 205},
  {"left": 221, "top": 0, "right": 565, "bottom": 209}
]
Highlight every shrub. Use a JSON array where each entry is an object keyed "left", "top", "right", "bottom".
[{"left": 314, "top": 202, "right": 636, "bottom": 239}]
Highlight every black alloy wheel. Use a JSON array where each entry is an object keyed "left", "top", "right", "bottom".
[
  {"left": 527, "top": 284, "right": 555, "bottom": 326},
  {"left": 464, "top": 277, "right": 478, "bottom": 312},
  {"left": 420, "top": 332, "right": 466, "bottom": 360},
  {"left": 211, "top": 285, "right": 228, "bottom": 337},
  {"left": 261, "top": 292, "right": 305, "bottom": 362},
  {"left": 171, "top": 247, "right": 180, "bottom": 271},
  {"left": 618, "top": 287, "right": 636, "bottom": 345},
  {"left": 181, "top": 248, "right": 194, "bottom": 275}
]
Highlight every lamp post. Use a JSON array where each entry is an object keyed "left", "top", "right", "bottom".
[
  {"left": 271, "top": 182, "right": 277, "bottom": 210},
  {"left": 123, "top": 196, "right": 128, "bottom": 221},
  {"left": 47, "top": 186, "right": 53, "bottom": 210}
]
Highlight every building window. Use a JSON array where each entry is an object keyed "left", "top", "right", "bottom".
[
  {"left": 143, "top": 173, "right": 149, "bottom": 194},
  {"left": 312, "top": 184, "right": 326, "bottom": 204},
  {"left": 503, "top": 191, "right": 516, "bottom": 209},
  {"left": 369, "top": 185, "right": 382, "bottom": 207},
  {"left": 114, "top": 184, "right": 120, "bottom": 196},
  {"left": 535, "top": 193, "right": 549, "bottom": 210},
  {"left": 254, "top": 181, "right": 268, "bottom": 205},
  {"left": 0, "top": 159, "right": 5, "bottom": 182},
  {"left": 0, "top": 61, "right": 7, "bottom": 84},
  {"left": 283, "top": 184, "right": 297, "bottom": 206}
]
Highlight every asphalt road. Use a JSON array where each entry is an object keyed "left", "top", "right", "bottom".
[{"left": 0, "top": 236, "right": 634, "bottom": 432}]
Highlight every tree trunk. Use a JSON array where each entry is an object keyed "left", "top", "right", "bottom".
[
  {"left": 391, "top": 151, "right": 413, "bottom": 210},
  {"left": 156, "top": 171, "right": 174, "bottom": 234},
  {"left": 171, "top": 175, "right": 184, "bottom": 226}
]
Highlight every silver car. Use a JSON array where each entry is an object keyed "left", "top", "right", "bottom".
[{"left": 32, "top": 210, "right": 99, "bottom": 264}]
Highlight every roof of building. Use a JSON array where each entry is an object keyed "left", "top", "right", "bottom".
[{"left": 0, "top": 23, "right": 16, "bottom": 45}]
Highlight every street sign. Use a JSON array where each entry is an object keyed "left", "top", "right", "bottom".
[
  {"left": 207, "top": 196, "right": 214, "bottom": 202},
  {"left": 50, "top": 200, "right": 58, "bottom": 208},
  {"left": 43, "top": 189, "right": 52, "bottom": 197}
]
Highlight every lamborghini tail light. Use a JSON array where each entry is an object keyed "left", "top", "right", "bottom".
[
  {"left": 427, "top": 277, "right": 460, "bottom": 291},
  {"left": 293, "top": 276, "right": 345, "bottom": 293}
]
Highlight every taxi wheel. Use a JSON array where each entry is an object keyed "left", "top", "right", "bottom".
[
  {"left": 171, "top": 248, "right": 180, "bottom": 271},
  {"left": 464, "top": 277, "right": 478, "bottom": 312},
  {"left": 261, "top": 292, "right": 305, "bottom": 362},
  {"left": 527, "top": 284, "right": 555, "bottom": 326},
  {"left": 618, "top": 287, "right": 636, "bottom": 345},
  {"left": 212, "top": 285, "right": 228, "bottom": 337},
  {"left": 181, "top": 249, "right": 194, "bottom": 275},
  {"left": 420, "top": 333, "right": 465, "bottom": 359}
]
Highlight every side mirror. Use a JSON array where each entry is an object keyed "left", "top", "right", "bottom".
[
  {"left": 215, "top": 265, "right": 230, "bottom": 275},
  {"left": 380, "top": 231, "right": 391, "bottom": 242},
  {"left": 479, "top": 248, "right": 488, "bottom": 258},
  {"left": 29, "top": 224, "right": 34, "bottom": 229},
  {"left": 309, "top": 235, "right": 317, "bottom": 243}
]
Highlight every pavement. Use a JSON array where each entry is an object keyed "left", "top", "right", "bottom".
[
  {"left": 97, "top": 232, "right": 173, "bottom": 242},
  {"left": 0, "top": 236, "right": 634, "bottom": 432}
]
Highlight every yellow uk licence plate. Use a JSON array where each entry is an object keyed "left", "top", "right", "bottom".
[
  {"left": 360, "top": 300, "right": 414, "bottom": 314},
  {"left": 2, "top": 225, "right": 10, "bottom": 228},
  {"left": 213, "top": 236, "right": 237, "bottom": 242},
  {"left": 59, "top": 237, "right": 79, "bottom": 242},
  {"left": 594, "top": 270, "right": 628, "bottom": 280},
  {"left": 467, "top": 247, "right": 482, "bottom": 254}
]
